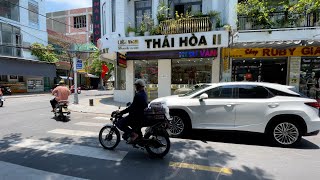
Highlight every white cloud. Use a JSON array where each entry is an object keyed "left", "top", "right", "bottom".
[{"left": 46, "top": 0, "right": 92, "bottom": 12}]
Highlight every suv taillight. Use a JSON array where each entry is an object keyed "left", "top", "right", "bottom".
[{"left": 305, "top": 102, "right": 320, "bottom": 109}]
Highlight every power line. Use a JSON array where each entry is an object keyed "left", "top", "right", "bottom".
[{"left": 3, "top": 0, "right": 92, "bottom": 34}]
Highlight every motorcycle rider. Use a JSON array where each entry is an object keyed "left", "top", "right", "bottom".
[
  {"left": 0, "top": 87, "right": 3, "bottom": 96},
  {"left": 50, "top": 80, "right": 71, "bottom": 112},
  {"left": 116, "top": 79, "right": 148, "bottom": 143}
]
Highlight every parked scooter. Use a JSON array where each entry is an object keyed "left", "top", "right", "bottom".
[
  {"left": 70, "top": 85, "right": 81, "bottom": 94},
  {"left": 0, "top": 86, "right": 12, "bottom": 95},
  {"left": 53, "top": 100, "right": 70, "bottom": 121}
]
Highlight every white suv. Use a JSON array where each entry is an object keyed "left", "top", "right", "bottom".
[{"left": 151, "top": 82, "right": 320, "bottom": 147}]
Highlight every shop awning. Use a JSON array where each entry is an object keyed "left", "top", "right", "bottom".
[
  {"left": 60, "top": 76, "right": 73, "bottom": 80},
  {"left": 0, "top": 56, "right": 56, "bottom": 78},
  {"left": 85, "top": 73, "right": 99, "bottom": 78}
]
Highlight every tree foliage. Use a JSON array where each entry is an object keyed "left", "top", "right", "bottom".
[
  {"left": 30, "top": 43, "right": 58, "bottom": 63},
  {"left": 86, "top": 51, "right": 114, "bottom": 81}
]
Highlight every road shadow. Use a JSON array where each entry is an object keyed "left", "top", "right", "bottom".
[
  {"left": 0, "top": 133, "right": 276, "bottom": 180},
  {"left": 183, "top": 130, "right": 319, "bottom": 150},
  {"left": 51, "top": 116, "right": 71, "bottom": 123}
]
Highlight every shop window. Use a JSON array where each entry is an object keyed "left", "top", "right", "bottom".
[
  {"left": 134, "top": 60, "right": 158, "bottom": 101},
  {"left": 115, "top": 67, "right": 126, "bottom": 90},
  {"left": 135, "top": 0, "right": 152, "bottom": 29},
  {"left": 18, "top": 76, "right": 23, "bottom": 82},
  {"left": 0, "top": 22, "right": 21, "bottom": 57},
  {"left": 0, "top": 75, "right": 8, "bottom": 82},
  {"left": 169, "top": 0, "right": 202, "bottom": 18},
  {"left": 74, "top": 15, "right": 86, "bottom": 28},
  {"left": 171, "top": 58, "right": 212, "bottom": 95},
  {"left": 112, "top": 0, "right": 116, "bottom": 32},
  {"left": 238, "top": 85, "right": 271, "bottom": 99},
  {"left": 0, "top": 0, "right": 19, "bottom": 22},
  {"left": 28, "top": 1, "right": 39, "bottom": 26},
  {"left": 300, "top": 57, "right": 320, "bottom": 99}
]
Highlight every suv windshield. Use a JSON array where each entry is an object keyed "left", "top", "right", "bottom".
[{"left": 179, "top": 84, "right": 211, "bottom": 97}]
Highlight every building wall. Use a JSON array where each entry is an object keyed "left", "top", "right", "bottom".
[{"left": 47, "top": 7, "right": 93, "bottom": 44}]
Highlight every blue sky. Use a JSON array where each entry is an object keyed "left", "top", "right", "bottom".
[{"left": 46, "top": 0, "right": 92, "bottom": 13}]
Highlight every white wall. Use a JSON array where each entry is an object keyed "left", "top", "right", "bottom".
[
  {"left": 212, "top": 54, "right": 220, "bottom": 83},
  {"left": 20, "top": 0, "right": 48, "bottom": 59},
  {"left": 158, "top": 59, "right": 171, "bottom": 97},
  {"left": 114, "top": 60, "right": 134, "bottom": 103},
  {"left": 236, "top": 29, "right": 320, "bottom": 43}
]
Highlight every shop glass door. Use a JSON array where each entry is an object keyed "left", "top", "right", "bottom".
[{"left": 134, "top": 60, "right": 158, "bottom": 101}]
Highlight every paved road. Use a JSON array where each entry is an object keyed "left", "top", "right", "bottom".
[{"left": 0, "top": 93, "right": 320, "bottom": 180}]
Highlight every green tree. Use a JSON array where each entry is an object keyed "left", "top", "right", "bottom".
[
  {"left": 237, "top": 0, "right": 275, "bottom": 28},
  {"left": 30, "top": 43, "right": 58, "bottom": 63},
  {"left": 87, "top": 51, "right": 114, "bottom": 81}
]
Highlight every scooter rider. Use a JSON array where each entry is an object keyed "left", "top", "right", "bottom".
[
  {"left": 116, "top": 79, "right": 148, "bottom": 143},
  {"left": 0, "top": 88, "right": 3, "bottom": 96},
  {"left": 50, "top": 80, "right": 71, "bottom": 112}
]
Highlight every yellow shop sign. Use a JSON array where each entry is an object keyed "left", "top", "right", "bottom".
[{"left": 223, "top": 47, "right": 320, "bottom": 58}]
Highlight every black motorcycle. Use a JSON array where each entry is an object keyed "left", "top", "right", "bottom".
[
  {"left": 53, "top": 100, "right": 70, "bottom": 121},
  {"left": 99, "top": 103, "right": 171, "bottom": 158}
]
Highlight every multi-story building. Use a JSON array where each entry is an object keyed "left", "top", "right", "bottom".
[
  {"left": 224, "top": 0, "right": 320, "bottom": 100},
  {"left": 98, "top": 0, "right": 233, "bottom": 102},
  {"left": 46, "top": 7, "right": 93, "bottom": 45},
  {"left": 0, "top": 0, "right": 55, "bottom": 93},
  {"left": 46, "top": 7, "right": 97, "bottom": 88}
]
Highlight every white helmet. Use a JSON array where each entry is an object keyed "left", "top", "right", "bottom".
[{"left": 134, "top": 79, "right": 146, "bottom": 87}]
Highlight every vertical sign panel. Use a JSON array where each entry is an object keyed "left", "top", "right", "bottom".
[
  {"left": 117, "top": 52, "right": 127, "bottom": 68},
  {"left": 93, "top": 0, "right": 101, "bottom": 45}
]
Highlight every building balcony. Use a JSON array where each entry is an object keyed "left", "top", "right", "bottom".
[
  {"left": 159, "top": 16, "right": 214, "bottom": 35},
  {"left": 238, "top": 11, "right": 320, "bottom": 30}
]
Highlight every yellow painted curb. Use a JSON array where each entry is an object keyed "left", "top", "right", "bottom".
[{"left": 169, "top": 162, "right": 232, "bottom": 175}]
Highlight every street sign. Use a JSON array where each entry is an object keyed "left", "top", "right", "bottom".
[{"left": 76, "top": 59, "right": 83, "bottom": 70}]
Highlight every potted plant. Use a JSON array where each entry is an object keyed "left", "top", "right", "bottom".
[
  {"left": 157, "top": 1, "right": 170, "bottom": 23},
  {"left": 126, "top": 24, "right": 136, "bottom": 37},
  {"left": 207, "top": 10, "right": 221, "bottom": 30},
  {"left": 140, "top": 13, "right": 154, "bottom": 36}
]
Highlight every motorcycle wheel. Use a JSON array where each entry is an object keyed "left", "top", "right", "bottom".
[
  {"left": 145, "top": 131, "right": 171, "bottom": 158},
  {"left": 99, "top": 125, "right": 120, "bottom": 150},
  {"left": 0, "top": 101, "right": 3, "bottom": 107}
]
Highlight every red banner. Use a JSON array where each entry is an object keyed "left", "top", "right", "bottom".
[{"left": 101, "top": 64, "right": 109, "bottom": 78}]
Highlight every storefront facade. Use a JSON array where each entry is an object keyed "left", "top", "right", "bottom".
[
  {"left": 0, "top": 57, "right": 56, "bottom": 93},
  {"left": 101, "top": 31, "right": 228, "bottom": 102},
  {"left": 222, "top": 46, "right": 320, "bottom": 99}
]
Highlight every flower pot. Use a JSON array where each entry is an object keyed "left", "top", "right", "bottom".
[
  {"left": 144, "top": 31, "right": 150, "bottom": 36},
  {"left": 128, "top": 32, "right": 135, "bottom": 37}
]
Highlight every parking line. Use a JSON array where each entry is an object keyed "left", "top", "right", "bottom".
[{"left": 169, "top": 162, "right": 232, "bottom": 175}]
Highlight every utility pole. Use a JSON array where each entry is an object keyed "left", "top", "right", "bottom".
[{"left": 73, "top": 56, "right": 79, "bottom": 104}]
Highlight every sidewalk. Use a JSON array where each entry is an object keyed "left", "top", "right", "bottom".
[{"left": 69, "top": 96, "right": 126, "bottom": 115}]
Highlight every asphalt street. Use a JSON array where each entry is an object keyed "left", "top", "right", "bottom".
[{"left": 0, "top": 92, "right": 320, "bottom": 180}]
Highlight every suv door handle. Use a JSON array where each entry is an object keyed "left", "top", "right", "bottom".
[
  {"left": 226, "top": 103, "right": 236, "bottom": 107},
  {"left": 268, "top": 103, "right": 279, "bottom": 108}
]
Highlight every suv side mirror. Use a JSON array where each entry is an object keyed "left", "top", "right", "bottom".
[
  {"left": 126, "top": 102, "right": 132, "bottom": 107},
  {"left": 199, "top": 93, "right": 208, "bottom": 101}
]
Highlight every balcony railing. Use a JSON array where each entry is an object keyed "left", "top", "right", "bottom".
[
  {"left": 238, "top": 11, "right": 320, "bottom": 30},
  {"left": 159, "top": 16, "right": 212, "bottom": 35}
]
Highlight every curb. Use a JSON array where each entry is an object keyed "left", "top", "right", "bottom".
[{"left": 5, "top": 93, "right": 50, "bottom": 99}]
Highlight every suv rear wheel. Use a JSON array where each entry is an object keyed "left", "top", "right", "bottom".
[{"left": 268, "top": 120, "right": 302, "bottom": 147}]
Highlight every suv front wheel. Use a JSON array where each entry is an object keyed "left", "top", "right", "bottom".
[
  {"left": 168, "top": 112, "right": 191, "bottom": 138},
  {"left": 268, "top": 120, "right": 302, "bottom": 147}
]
